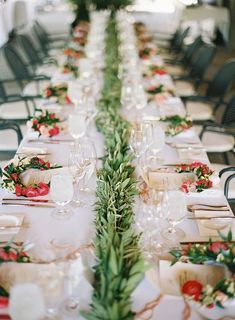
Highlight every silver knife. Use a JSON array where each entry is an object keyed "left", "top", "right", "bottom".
[{"left": 2, "top": 202, "right": 55, "bottom": 208}]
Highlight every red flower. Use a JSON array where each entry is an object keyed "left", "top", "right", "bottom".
[
  {"left": 66, "top": 96, "right": 72, "bottom": 104},
  {"left": 11, "top": 173, "right": 18, "bottom": 182},
  {"left": 32, "top": 119, "right": 38, "bottom": 126},
  {"left": 49, "top": 113, "right": 56, "bottom": 119},
  {"left": 15, "top": 184, "right": 23, "bottom": 196},
  {"left": 24, "top": 186, "right": 40, "bottom": 198},
  {"left": 189, "top": 161, "right": 204, "bottom": 170},
  {"left": 45, "top": 89, "right": 52, "bottom": 97},
  {"left": 38, "top": 158, "right": 46, "bottom": 165},
  {"left": 0, "top": 297, "right": 9, "bottom": 309},
  {"left": 7, "top": 251, "right": 17, "bottom": 261},
  {"left": 181, "top": 183, "right": 189, "bottom": 193},
  {"left": 45, "top": 162, "right": 51, "bottom": 169},
  {"left": 182, "top": 280, "right": 203, "bottom": 301},
  {"left": 208, "top": 242, "right": 228, "bottom": 254},
  {"left": 155, "top": 69, "right": 167, "bottom": 75},
  {"left": 37, "top": 182, "right": 50, "bottom": 196},
  {"left": 180, "top": 164, "right": 188, "bottom": 171},
  {"left": 48, "top": 126, "right": 60, "bottom": 137}
]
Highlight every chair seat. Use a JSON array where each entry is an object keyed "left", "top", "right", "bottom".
[
  {"left": 23, "top": 80, "right": 50, "bottom": 97},
  {"left": 0, "top": 101, "right": 35, "bottom": 120},
  {"left": 0, "top": 125, "right": 26, "bottom": 151},
  {"left": 165, "top": 65, "right": 184, "bottom": 76},
  {"left": 36, "top": 65, "right": 58, "bottom": 78},
  {"left": 186, "top": 101, "right": 213, "bottom": 121},
  {"left": 211, "top": 163, "right": 235, "bottom": 199},
  {"left": 202, "top": 132, "right": 234, "bottom": 152},
  {"left": 175, "top": 80, "right": 196, "bottom": 97}
]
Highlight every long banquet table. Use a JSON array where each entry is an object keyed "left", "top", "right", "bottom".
[{"left": 0, "top": 10, "right": 234, "bottom": 320}]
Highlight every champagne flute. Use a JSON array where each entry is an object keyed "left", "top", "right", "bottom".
[
  {"left": 129, "top": 128, "right": 147, "bottom": 159},
  {"left": 50, "top": 174, "right": 74, "bottom": 220},
  {"left": 67, "top": 81, "right": 83, "bottom": 109}
]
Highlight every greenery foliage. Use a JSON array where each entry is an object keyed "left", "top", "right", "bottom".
[
  {"left": 82, "top": 17, "right": 145, "bottom": 320},
  {"left": 90, "top": 0, "right": 133, "bottom": 10}
]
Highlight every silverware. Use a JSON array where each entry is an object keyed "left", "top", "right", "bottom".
[
  {"left": 3, "top": 198, "right": 54, "bottom": 203},
  {"left": 27, "top": 139, "right": 74, "bottom": 144},
  {"left": 188, "top": 216, "right": 234, "bottom": 220},
  {"left": 2, "top": 202, "right": 55, "bottom": 208},
  {"left": 16, "top": 153, "right": 51, "bottom": 156},
  {"left": 0, "top": 224, "right": 30, "bottom": 229}
]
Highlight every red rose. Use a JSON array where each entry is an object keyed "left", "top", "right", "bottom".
[
  {"left": 208, "top": 242, "right": 228, "bottom": 254},
  {"left": 49, "top": 113, "right": 56, "bottom": 119},
  {"left": 32, "top": 119, "right": 38, "bottom": 126},
  {"left": 37, "top": 182, "right": 50, "bottom": 196},
  {"left": 38, "top": 158, "right": 45, "bottom": 165},
  {"left": 7, "top": 251, "right": 17, "bottom": 261},
  {"left": 45, "top": 89, "right": 52, "bottom": 97},
  {"left": 66, "top": 96, "right": 72, "bottom": 104},
  {"left": 24, "top": 186, "right": 40, "bottom": 198},
  {"left": 48, "top": 127, "right": 56, "bottom": 137},
  {"left": 45, "top": 162, "right": 51, "bottom": 169},
  {"left": 182, "top": 280, "right": 203, "bottom": 301},
  {"left": 181, "top": 183, "right": 189, "bottom": 193},
  {"left": 156, "top": 69, "right": 167, "bottom": 75},
  {"left": 180, "top": 164, "right": 188, "bottom": 171},
  {"left": 53, "top": 126, "right": 60, "bottom": 135},
  {"left": 15, "top": 184, "right": 23, "bottom": 196},
  {"left": 11, "top": 173, "right": 18, "bottom": 182},
  {"left": 0, "top": 297, "right": 9, "bottom": 308}
]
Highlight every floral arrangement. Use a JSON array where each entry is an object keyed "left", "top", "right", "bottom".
[
  {"left": 143, "top": 65, "right": 167, "bottom": 77},
  {"left": 1, "top": 157, "right": 61, "bottom": 197},
  {"left": 182, "top": 278, "right": 235, "bottom": 308},
  {"left": 63, "top": 47, "right": 85, "bottom": 59},
  {"left": 170, "top": 230, "right": 235, "bottom": 274},
  {"left": 160, "top": 115, "right": 193, "bottom": 136},
  {"left": 146, "top": 84, "right": 175, "bottom": 99},
  {"left": 27, "top": 110, "right": 61, "bottom": 137},
  {"left": 177, "top": 161, "right": 213, "bottom": 193},
  {"left": 72, "top": 36, "right": 87, "bottom": 46},
  {"left": 42, "top": 83, "right": 72, "bottom": 105},
  {"left": 139, "top": 46, "right": 157, "bottom": 60},
  {"left": 61, "top": 62, "right": 79, "bottom": 78}
]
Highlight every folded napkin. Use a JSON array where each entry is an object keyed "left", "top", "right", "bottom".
[
  {"left": 20, "top": 167, "right": 71, "bottom": 187},
  {"left": 195, "top": 209, "right": 234, "bottom": 236},
  {"left": 177, "top": 148, "right": 208, "bottom": 163},
  {"left": 186, "top": 189, "right": 226, "bottom": 206},
  {"left": 148, "top": 169, "right": 195, "bottom": 190},
  {"left": 0, "top": 214, "right": 24, "bottom": 235},
  {"left": 175, "top": 128, "right": 195, "bottom": 139},
  {"left": 18, "top": 147, "right": 48, "bottom": 155}
]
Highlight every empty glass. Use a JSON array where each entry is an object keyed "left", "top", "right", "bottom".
[
  {"left": 68, "top": 112, "right": 88, "bottom": 145},
  {"left": 67, "top": 81, "right": 83, "bottom": 108},
  {"left": 50, "top": 174, "right": 74, "bottom": 220}
]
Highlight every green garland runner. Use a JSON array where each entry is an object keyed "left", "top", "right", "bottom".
[{"left": 83, "top": 17, "right": 145, "bottom": 320}]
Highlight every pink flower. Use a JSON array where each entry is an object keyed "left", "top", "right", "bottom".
[
  {"left": 15, "top": 184, "right": 23, "bottom": 196},
  {"left": 208, "top": 242, "right": 228, "bottom": 254},
  {"left": 11, "top": 173, "right": 18, "bottom": 182},
  {"left": 39, "top": 125, "right": 50, "bottom": 137},
  {"left": 37, "top": 182, "right": 50, "bottom": 196},
  {"left": 24, "top": 186, "right": 40, "bottom": 198},
  {"left": 0, "top": 248, "right": 9, "bottom": 260}
]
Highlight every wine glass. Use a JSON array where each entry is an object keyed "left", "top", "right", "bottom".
[
  {"left": 129, "top": 128, "right": 147, "bottom": 159},
  {"left": 50, "top": 174, "right": 74, "bottom": 220},
  {"left": 161, "top": 190, "right": 187, "bottom": 244},
  {"left": 68, "top": 112, "right": 88, "bottom": 146},
  {"left": 150, "top": 124, "right": 165, "bottom": 155},
  {"left": 68, "top": 149, "right": 86, "bottom": 207},
  {"left": 67, "top": 81, "right": 83, "bottom": 108}
]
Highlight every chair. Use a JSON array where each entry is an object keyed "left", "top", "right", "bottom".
[
  {"left": 183, "top": 59, "right": 235, "bottom": 122},
  {"left": 0, "top": 80, "right": 35, "bottom": 122},
  {"left": 200, "top": 95, "right": 235, "bottom": 164},
  {"left": 3, "top": 45, "right": 51, "bottom": 97},
  {"left": 17, "top": 33, "right": 58, "bottom": 77},
  {"left": 0, "top": 120, "right": 23, "bottom": 168},
  {"left": 173, "top": 44, "right": 216, "bottom": 97}
]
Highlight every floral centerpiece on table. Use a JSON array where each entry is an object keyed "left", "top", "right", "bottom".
[
  {"left": 42, "top": 83, "right": 72, "bottom": 105},
  {"left": 146, "top": 84, "right": 175, "bottom": 103},
  {"left": 61, "top": 62, "right": 79, "bottom": 78},
  {"left": 1, "top": 157, "right": 61, "bottom": 197},
  {"left": 177, "top": 161, "right": 214, "bottom": 193},
  {"left": 143, "top": 65, "right": 168, "bottom": 77},
  {"left": 160, "top": 115, "right": 193, "bottom": 136},
  {"left": 27, "top": 110, "right": 62, "bottom": 137},
  {"left": 170, "top": 231, "right": 235, "bottom": 310},
  {"left": 63, "top": 47, "right": 85, "bottom": 59},
  {"left": 71, "top": 36, "right": 87, "bottom": 46},
  {"left": 139, "top": 45, "right": 158, "bottom": 60},
  {"left": 182, "top": 278, "right": 235, "bottom": 309}
]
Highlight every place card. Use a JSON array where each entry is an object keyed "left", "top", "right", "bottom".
[{"left": 159, "top": 260, "right": 226, "bottom": 296}]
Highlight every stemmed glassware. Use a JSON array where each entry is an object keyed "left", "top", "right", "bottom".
[
  {"left": 50, "top": 174, "right": 74, "bottom": 220},
  {"left": 67, "top": 81, "right": 83, "bottom": 109},
  {"left": 161, "top": 190, "right": 187, "bottom": 244},
  {"left": 68, "top": 111, "right": 88, "bottom": 146},
  {"left": 129, "top": 128, "right": 148, "bottom": 159}
]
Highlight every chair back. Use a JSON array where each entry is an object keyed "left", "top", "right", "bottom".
[
  {"left": 222, "top": 95, "right": 235, "bottom": 125},
  {"left": 173, "top": 26, "right": 190, "bottom": 53},
  {"left": 183, "top": 35, "right": 203, "bottom": 66},
  {"left": 3, "top": 45, "right": 31, "bottom": 82},
  {"left": 190, "top": 44, "right": 216, "bottom": 80},
  {"left": 32, "top": 23, "right": 48, "bottom": 56},
  {"left": 206, "top": 59, "right": 235, "bottom": 99},
  {"left": 0, "top": 82, "right": 7, "bottom": 101},
  {"left": 17, "top": 34, "right": 42, "bottom": 67}
]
